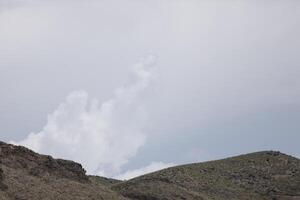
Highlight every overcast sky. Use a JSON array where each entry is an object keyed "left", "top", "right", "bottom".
[{"left": 1, "top": 0, "right": 300, "bottom": 179}]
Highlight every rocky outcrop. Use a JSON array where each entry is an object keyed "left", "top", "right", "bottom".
[
  {"left": 0, "top": 142, "right": 87, "bottom": 182},
  {"left": 0, "top": 141, "right": 127, "bottom": 200}
]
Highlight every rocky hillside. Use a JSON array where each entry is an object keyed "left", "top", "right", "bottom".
[
  {"left": 0, "top": 141, "right": 300, "bottom": 200},
  {"left": 113, "top": 151, "right": 300, "bottom": 200},
  {"left": 0, "top": 141, "right": 127, "bottom": 200}
]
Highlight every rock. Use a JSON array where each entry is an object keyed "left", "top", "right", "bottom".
[
  {"left": 0, "top": 168, "right": 8, "bottom": 191},
  {"left": 0, "top": 142, "right": 88, "bottom": 182},
  {"left": 0, "top": 141, "right": 127, "bottom": 200}
]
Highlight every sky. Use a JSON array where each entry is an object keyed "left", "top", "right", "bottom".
[{"left": 0, "top": 0, "right": 300, "bottom": 179}]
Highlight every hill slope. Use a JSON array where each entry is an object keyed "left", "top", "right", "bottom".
[
  {"left": 1, "top": 141, "right": 300, "bottom": 200},
  {"left": 0, "top": 141, "right": 127, "bottom": 200},
  {"left": 113, "top": 151, "right": 300, "bottom": 200}
]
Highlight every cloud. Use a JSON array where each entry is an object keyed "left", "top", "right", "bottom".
[
  {"left": 12, "top": 55, "right": 158, "bottom": 177},
  {"left": 115, "top": 162, "right": 174, "bottom": 180},
  {"left": 2, "top": 0, "right": 300, "bottom": 173}
]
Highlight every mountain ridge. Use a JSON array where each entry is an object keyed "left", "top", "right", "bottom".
[
  {"left": 0, "top": 141, "right": 299, "bottom": 200},
  {"left": 112, "top": 151, "right": 300, "bottom": 200}
]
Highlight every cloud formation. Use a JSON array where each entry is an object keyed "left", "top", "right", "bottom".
[
  {"left": 2, "top": 0, "right": 300, "bottom": 172},
  {"left": 13, "top": 55, "right": 157, "bottom": 177}
]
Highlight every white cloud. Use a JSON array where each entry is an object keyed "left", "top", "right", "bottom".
[
  {"left": 2, "top": 0, "right": 300, "bottom": 172},
  {"left": 115, "top": 162, "right": 174, "bottom": 180},
  {"left": 12, "top": 55, "right": 158, "bottom": 177}
]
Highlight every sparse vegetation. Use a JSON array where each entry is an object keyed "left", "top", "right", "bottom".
[
  {"left": 0, "top": 141, "right": 299, "bottom": 200},
  {"left": 0, "top": 141, "right": 127, "bottom": 200},
  {"left": 112, "top": 151, "right": 300, "bottom": 200}
]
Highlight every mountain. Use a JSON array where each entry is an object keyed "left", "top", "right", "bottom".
[
  {"left": 0, "top": 141, "right": 127, "bottom": 200},
  {"left": 0, "top": 141, "right": 300, "bottom": 200},
  {"left": 113, "top": 151, "right": 300, "bottom": 200}
]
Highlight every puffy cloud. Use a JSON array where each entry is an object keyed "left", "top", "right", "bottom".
[
  {"left": 12, "top": 56, "right": 158, "bottom": 177},
  {"left": 2, "top": 0, "right": 300, "bottom": 173},
  {"left": 115, "top": 162, "right": 174, "bottom": 180}
]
